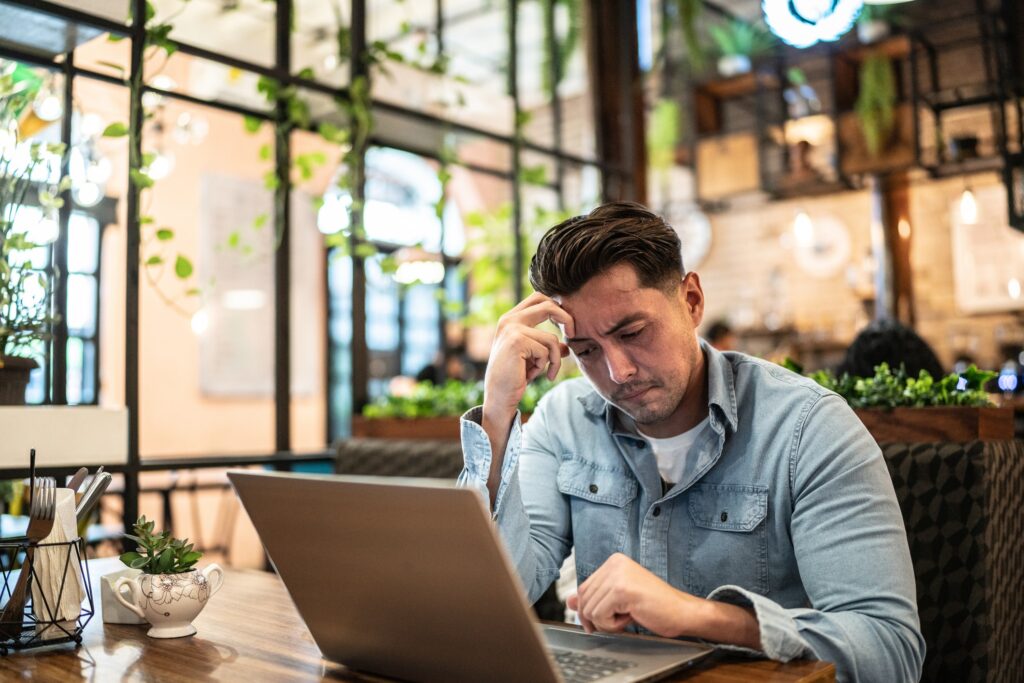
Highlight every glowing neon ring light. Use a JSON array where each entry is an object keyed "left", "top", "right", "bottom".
[{"left": 763, "top": 0, "right": 864, "bottom": 48}]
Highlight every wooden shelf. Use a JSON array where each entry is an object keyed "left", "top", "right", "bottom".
[
  {"left": 695, "top": 71, "right": 779, "bottom": 100},
  {"left": 839, "top": 34, "right": 912, "bottom": 63},
  {"left": 927, "top": 155, "right": 1004, "bottom": 178}
]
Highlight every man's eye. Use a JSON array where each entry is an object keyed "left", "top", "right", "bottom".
[
  {"left": 622, "top": 328, "right": 643, "bottom": 340},
  {"left": 575, "top": 347, "right": 594, "bottom": 358}
]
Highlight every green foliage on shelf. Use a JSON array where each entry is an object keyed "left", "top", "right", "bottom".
[
  {"left": 855, "top": 55, "right": 897, "bottom": 157},
  {"left": 783, "top": 359, "right": 997, "bottom": 409},
  {"left": 647, "top": 99, "right": 681, "bottom": 173},
  {"left": 707, "top": 20, "right": 775, "bottom": 58},
  {"left": 361, "top": 376, "right": 567, "bottom": 419}
]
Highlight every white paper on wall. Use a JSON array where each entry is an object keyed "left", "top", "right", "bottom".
[{"left": 199, "top": 173, "right": 321, "bottom": 396}]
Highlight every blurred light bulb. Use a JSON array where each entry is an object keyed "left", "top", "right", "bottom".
[
  {"left": 191, "top": 308, "right": 209, "bottom": 335},
  {"left": 959, "top": 188, "right": 978, "bottom": 224},
  {"left": 897, "top": 218, "right": 911, "bottom": 239},
  {"left": 317, "top": 194, "right": 351, "bottom": 235},
  {"left": 1009, "top": 278, "right": 1022, "bottom": 300},
  {"left": 73, "top": 181, "right": 103, "bottom": 207},
  {"left": 80, "top": 113, "right": 105, "bottom": 138},
  {"left": 33, "top": 93, "right": 63, "bottom": 122},
  {"left": 86, "top": 157, "right": 112, "bottom": 184},
  {"left": 146, "top": 151, "right": 175, "bottom": 180},
  {"left": 323, "top": 53, "right": 339, "bottom": 71},
  {"left": 793, "top": 211, "right": 814, "bottom": 246}
]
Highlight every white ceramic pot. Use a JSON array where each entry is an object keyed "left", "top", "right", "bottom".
[
  {"left": 857, "top": 20, "right": 890, "bottom": 44},
  {"left": 717, "top": 54, "right": 751, "bottom": 78},
  {"left": 113, "top": 564, "right": 224, "bottom": 638}
]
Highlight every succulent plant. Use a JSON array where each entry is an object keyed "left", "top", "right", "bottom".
[{"left": 120, "top": 516, "right": 202, "bottom": 575}]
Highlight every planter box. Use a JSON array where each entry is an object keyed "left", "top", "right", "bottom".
[
  {"left": 854, "top": 406, "right": 1014, "bottom": 443},
  {"left": 352, "top": 414, "right": 532, "bottom": 441},
  {"left": 352, "top": 416, "right": 462, "bottom": 440}
]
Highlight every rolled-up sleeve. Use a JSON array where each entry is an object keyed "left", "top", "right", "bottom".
[
  {"left": 708, "top": 394, "right": 924, "bottom": 683},
  {"left": 457, "top": 404, "right": 571, "bottom": 602}
]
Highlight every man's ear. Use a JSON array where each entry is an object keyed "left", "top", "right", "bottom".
[{"left": 680, "top": 272, "right": 704, "bottom": 327}]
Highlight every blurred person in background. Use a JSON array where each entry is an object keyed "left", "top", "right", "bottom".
[
  {"left": 837, "top": 319, "right": 944, "bottom": 379},
  {"left": 704, "top": 320, "right": 737, "bottom": 352}
]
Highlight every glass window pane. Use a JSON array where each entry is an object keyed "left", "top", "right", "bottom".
[
  {"left": 289, "top": 128, "right": 331, "bottom": 452},
  {"left": 68, "top": 213, "right": 100, "bottom": 273},
  {"left": 67, "top": 273, "right": 97, "bottom": 336},
  {"left": 66, "top": 336, "right": 84, "bottom": 405},
  {"left": 402, "top": 284, "right": 440, "bottom": 377},
  {"left": 132, "top": 99, "right": 276, "bottom": 458},
  {"left": 151, "top": 0, "right": 275, "bottom": 69},
  {"left": 293, "top": 0, "right": 350, "bottom": 87},
  {"left": 328, "top": 253, "right": 352, "bottom": 440}
]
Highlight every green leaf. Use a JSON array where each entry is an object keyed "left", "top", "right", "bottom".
[
  {"left": 185, "top": 287, "right": 201, "bottom": 297},
  {"left": 156, "top": 228, "right": 174, "bottom": 241},
  {"left": 120, "top": 551, "right": 142, "bottom": 566},
  {"left": 107, "top": 34, "right": 126, "bottom": 42},
  {"left": 130, "top": 556, "right": 150, "bottom": 570},
  {"left": 296, "top": 67, "right": 315, "bottom": 80},
  {"left": 129, "top": 168, "right": 154, "bottom": 189},
  {"left": 227, "top": 231, "right": 240, "bottom": 248},
  {"left": 145, "top": 255, "right": 163, "bottom": 266},
  {"left": 252, "top": 213, "right": 268, "bottom": 229},
  {"left": 258, "top": 143, "right": 271, "bottom": 161},
  {"left": 243, "top": 116, "right": 262, "bottom": 133},
  {"left": 96, "top": 60, "right": 126, "bottom": 77},
  {"left": 102, "top": 122, "right": 129, "bottom": 137},
  {"left": 174, "top": 255, "right": 193, "bottom": 279},
  {"left": 139, "top": 215, "right": 155, "bottom": 225}
]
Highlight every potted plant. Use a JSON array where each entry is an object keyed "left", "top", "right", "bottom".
[
  {"left": 0, "top": 61, "right": 65, "bottom": 404},
  {"left": 786, "top": 360, "right": 1010, "bottom": 443},
  {"left": 113, "top": 516, "right": 223, "bottom": 638},
  {"left": 708, "top": 20, "right": 775, "bottom": 78}
]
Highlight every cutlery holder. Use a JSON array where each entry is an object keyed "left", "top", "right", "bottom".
[{"left": 0, "top": 538, "right": 94, "bottom": 653}]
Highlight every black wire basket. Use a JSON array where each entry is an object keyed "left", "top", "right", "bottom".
[{"left": 0, "top": 538, "right": 94, "bottom": 654}]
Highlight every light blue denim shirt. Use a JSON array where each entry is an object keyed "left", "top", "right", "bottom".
[{"left": 459, "top": 341, "right": 924, "bottom": 683}]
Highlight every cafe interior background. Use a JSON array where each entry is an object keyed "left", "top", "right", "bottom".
[{"left": 0, "top": 0, "right": 1022, "bottom": 571}]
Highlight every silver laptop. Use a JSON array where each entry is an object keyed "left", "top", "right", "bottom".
[{"left": 228, "top": 470, "right": 713, "bottom": 683}]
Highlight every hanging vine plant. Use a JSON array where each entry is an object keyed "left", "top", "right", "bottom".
[{"left": 855, "top": 54, "right": 897, "bottom": 158}]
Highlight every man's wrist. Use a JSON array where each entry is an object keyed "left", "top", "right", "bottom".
[{"left": 694, "top": 597, "right": 761, "bottom": 650}]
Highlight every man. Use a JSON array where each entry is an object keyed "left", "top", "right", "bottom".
[{"left": 458, "top": 202, "right": 924, "bottom": 682}]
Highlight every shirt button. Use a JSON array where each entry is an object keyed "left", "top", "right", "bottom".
[
  {"left": 720, "top": 511, "right": 728, "bottom": 522},
  {"left": 589, "top": 484, "right": 599, "bottom": 494},
  {"left": 652, "top": 506, "right": 661, "bottom": 517}
]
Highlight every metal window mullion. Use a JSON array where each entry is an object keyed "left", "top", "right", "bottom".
[
  {"left": 273, "top": 0, "right": 292, "bottom": 458},
  {"left": 545, "top": 0, "right": 565, "bottom": 211},
  {"left": 49, "top": 50, "right": 73, "bottom": 405},
  {"left": 123, "top": 0, "right": 146, "bottom": 535},
  {"left": 350, "top": 0, "right": 370, "bottom": 417},
  {"left": 509, "top": 0, "right": 523, "bottom": 302}
]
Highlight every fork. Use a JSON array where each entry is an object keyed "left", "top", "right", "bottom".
[{"left": 0, "top": 478, "right": 56, "bottom": 641}]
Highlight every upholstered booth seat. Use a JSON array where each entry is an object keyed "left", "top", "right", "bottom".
[
  {"left": 334, "top": 438, "right": 466, "bottom": 479},
  {"left": 881, "top": 440, "right": 1024, "bottom": 683}
]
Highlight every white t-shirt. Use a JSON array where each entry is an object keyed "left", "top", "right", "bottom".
[{"left": 641, "top": 416, "right": 711, "bottom": 485}]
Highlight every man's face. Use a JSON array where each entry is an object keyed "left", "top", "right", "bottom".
[{"left": 554, "top": 264, "right": 706, "bottom": 438}]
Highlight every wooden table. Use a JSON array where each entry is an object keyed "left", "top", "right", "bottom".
[{"left": 1, "top": 558, "right": 834, "bottom": 682}]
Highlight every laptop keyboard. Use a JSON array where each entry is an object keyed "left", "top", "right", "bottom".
[{"left": 552, "top": 649, "right": 636, "bottom": 683}]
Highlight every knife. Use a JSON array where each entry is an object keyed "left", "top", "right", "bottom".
[
  {"left": 67, "top": 467, "right": 88, "bottom": 493},
  {"left": 75, "top": 471, "right": 112, "bottom": 524}
]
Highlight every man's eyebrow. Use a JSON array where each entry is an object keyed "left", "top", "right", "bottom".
[{"left": 566, "top": 314, "right": 646, "bottom": 342}]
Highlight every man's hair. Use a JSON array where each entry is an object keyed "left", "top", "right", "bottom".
[{"left": 528, "top": 202, "right": 684, "bottom": 297}]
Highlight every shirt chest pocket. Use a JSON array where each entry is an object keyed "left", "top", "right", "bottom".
[
  {"left": 685, "top": 484, "right": 769, "bottom": 596},
  {"left": 557, "top": 457, "right": 638, "bottom": 577}
]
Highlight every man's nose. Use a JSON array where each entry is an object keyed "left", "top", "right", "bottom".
[{"left": 605, "top": 346, "right": 637, "bottom": 384}]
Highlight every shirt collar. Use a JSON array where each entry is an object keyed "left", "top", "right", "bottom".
[{"left": 575, "top": 338, "right": 739, "bottom": 435}]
